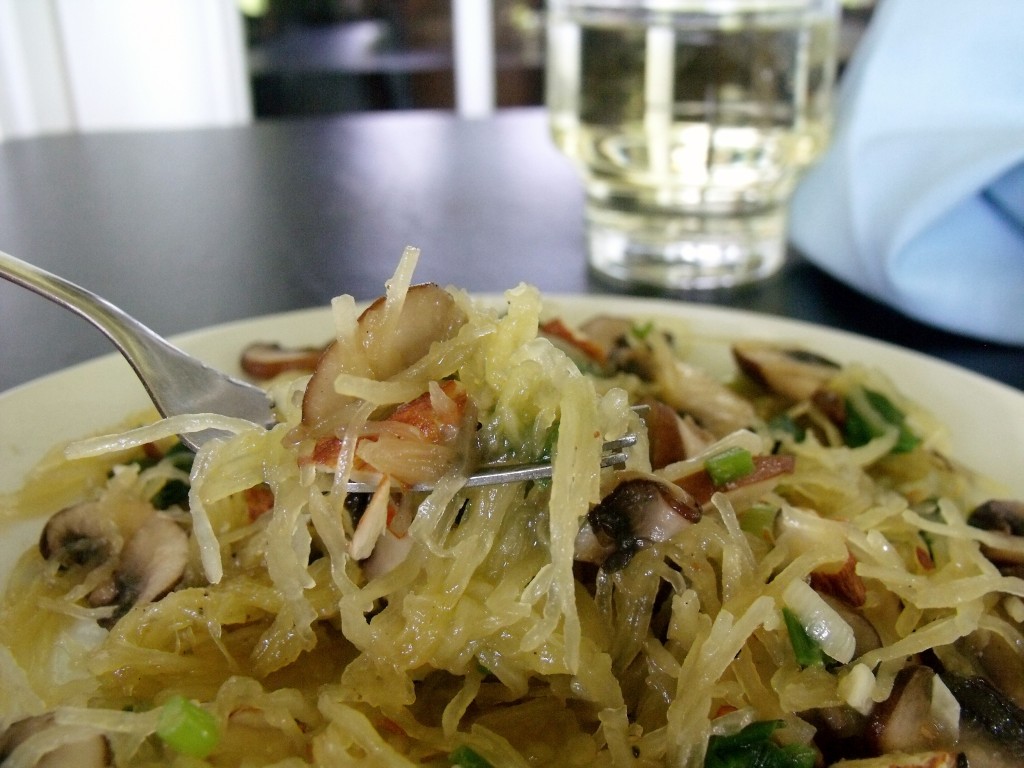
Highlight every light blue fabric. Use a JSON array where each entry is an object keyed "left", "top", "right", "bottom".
[{"left": 789, "top": 0, "right": 1024, "bottom": 345}]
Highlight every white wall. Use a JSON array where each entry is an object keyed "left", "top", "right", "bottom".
[
  {"left": 0, "top": 0, "right": 251, "bottom": 140},
  {"left": 452, "top": 0, "right": 495, "bottom": 119}
]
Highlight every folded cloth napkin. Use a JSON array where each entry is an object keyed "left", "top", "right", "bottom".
[{"left": 789, "top": 0, "right": 1024, "bottom": 345}]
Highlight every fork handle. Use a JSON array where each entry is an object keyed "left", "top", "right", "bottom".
[{"left": 0, "top": 249, "right": 192, "bottom": 403}]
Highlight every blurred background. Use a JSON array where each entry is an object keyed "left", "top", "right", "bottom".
[
  {"left": 0, "top": 0, "right": 875, "bottom": 138},
  {"left": 246, "top": 0, "right": 545, "bottom": 116}
]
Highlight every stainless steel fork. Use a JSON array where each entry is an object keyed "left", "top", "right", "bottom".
[{"left": 0, "top": 249, "right": 276, "bottom": 451}]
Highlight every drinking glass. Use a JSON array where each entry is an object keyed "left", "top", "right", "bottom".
[{"left": 546, "top": 0, "right": 840, "bottom": 289}]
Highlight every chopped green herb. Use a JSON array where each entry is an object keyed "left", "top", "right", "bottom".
[
  {"left": 539, "top": 423, "right": 559, "bottom": 462},
  {"left": 631, "top": 320, "right": 655, "bottom": 340},
  {"left": 704, "top": 720, "right": 815, "bottom": 768},
  {"left": 449, "top": 745, "right": 493, "bottom": 768},
  {"left": 151, "top": 479, "right": 190, "bottom": 510},
  {"left": 782, "top": 608, "right": 824, "bottom": 668},
  {"left": 914, "top": 500, "right": 943, "bottom": 564},
  {"left": 133, "top": 442, "right": 194, "bottom": 510},
  {"left": 739, "top": 504, "right": 778, "bottom": 538},
  {"left": 705, "top": 447, "right": 756, "bottom": 487},
  {"left": 768, "top": 413, "right": 805, "bottom": 443},
  {"left": 843, "top": 389, "right": 920, "bottom": 454},
  {"left": 156, "top": 694, "right": 219, "bottom": 758}
]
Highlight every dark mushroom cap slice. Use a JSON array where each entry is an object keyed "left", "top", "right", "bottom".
[
  {"left": 39, "top": 502, "right": 113, "bottom": 568},
  {"left": 968, "top": 500, "right": 1024, "bottom": 567},
  {"left": 942, "top": 671, "right": 1024, "bottom": 757},
  {"left": 576, "top": 472, "right": 700, "bottom": 570}
]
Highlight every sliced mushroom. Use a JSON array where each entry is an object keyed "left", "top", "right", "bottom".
[
  {"left": 968, "top": 500, "right": 1024, "bottom": 567},
  {"left": 578, "top": 315, "right": 635, "bottom": 357},
  {"left": 967, "top": 632, "right": 1024, "bottom": 710},
  {"left": 942, "top": 671, "right": 1024, "bottom": 758},
  {"left": 641, "top": 399, "right": 716, "bottom": 470},
  {"left": 868, "top": 665, "right": 959, "bottom": 756},
  {"left": 802, "top": 705, "right": 869, "bottom": 764},
  {"left": 539, "top": 317, "right": 607, "bottom": 372},
  {"left": 301, "top": 283, "right": 467, "bottom": 433},
  {"left": 0, "top": 714, "right": 111, "bottom": 767},
  {"left": 39, "top": 499, "right": 153, "bottom": 570},
  {"left": 88, "top": 513, "right": 189, "bottom": 624},
  {"left": 575, "top": 473, "right": 700, "bottom": 570},
  {"left": 732, "top": 342, "right": 841, "bottom": 402},
  {"left": 578, "top": 315, "right": 756, "bottom": 435},
  {"left": 240, "top": 341, "right": 327, "bottom": 380},
  {"left": 660, "top": 360, "right": 758, "bottom": 437},
  {"left": 39, "top": 502, "right": 113, "bottom": 568}
]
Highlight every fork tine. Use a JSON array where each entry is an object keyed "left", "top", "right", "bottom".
[{"left": 344, "top": 431, "right": 639, "bottom": 494}]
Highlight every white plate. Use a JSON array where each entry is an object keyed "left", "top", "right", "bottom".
[{"left": 3, "top": 297, "right": 1023, "bottom": 584}]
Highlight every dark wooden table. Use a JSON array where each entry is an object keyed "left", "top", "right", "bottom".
[{"left": 1, "top": 107, "right": 1020, "bottom": 394}]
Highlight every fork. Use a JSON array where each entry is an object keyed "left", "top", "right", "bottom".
[
  {"left": 344, "top": 431, "right": 639, "bottom": 494},
  {"left": 0, "top": 249, "right": 276, "bottom": 452},
  {"left": 1, "top": 249, "right": 639, "bottom": 486}
]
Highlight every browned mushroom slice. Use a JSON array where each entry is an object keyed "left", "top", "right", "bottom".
[
  {"left": 579, "top": 316, "right": 755, "bottom": 435},
  {"left": 641, "top": 399, "right": 715, "bottom": 469},
  {"left": 301, "top": 283, "right": 467, "bottom": 432},
  {"left": 732, "top": 342, "right": 841, "bottom": 402},
  {"left": 578, "top": 315, "right": 635, "bottom": 358},
  {"left": 88, "top": 513, "right": 189, "bottom": 623},
  {"left": 968, "top": 500, "right": 1024, "bottom": 567},
  {"left": 539, "top": 318, "right": 608, "bottom": 372},
  {"left": 0, "top": 714, "right": 111, "bottom": 767},
  {"left": 867, "top": 665, "right": 959, "bottom": 756},
  {"left": 240, "top": 341, "right": 327, "bottom": 380},
  {"left": 577, "top": 314, "right": 670, "bottom": 382},
  {"left": 575, "top": 474, "right": 700, "bottom": 570},
  {"left": 660, "top": 360, "right": 759, "bottom": 437}
]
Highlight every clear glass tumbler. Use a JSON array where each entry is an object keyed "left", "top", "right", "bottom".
[{"left": 546, "top": 0, "right": 840, "bottom": 289}]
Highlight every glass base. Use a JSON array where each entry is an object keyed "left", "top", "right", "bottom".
[{"left": 586, "top": 204, "right": 788, "bottom": 291}]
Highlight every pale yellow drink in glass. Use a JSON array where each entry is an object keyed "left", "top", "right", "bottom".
[{"left": 547, "top": 0, "right": 839, "bottom": 289}]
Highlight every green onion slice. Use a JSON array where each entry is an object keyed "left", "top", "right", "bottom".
[
  {"left": 156, "top": 694, "right": 220, "bottom": 758},
  {"left": 704, "top": 447, "right": 756, "bottom": 487},
  {"left": 705, "top": 719, "right": 816, "bottom": 768},
  {"left": 449, "top": 745, "right": 494, "bottom": 768},
  {"left": 782, "top": 608, "right": 824, "bottom": 668}
]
